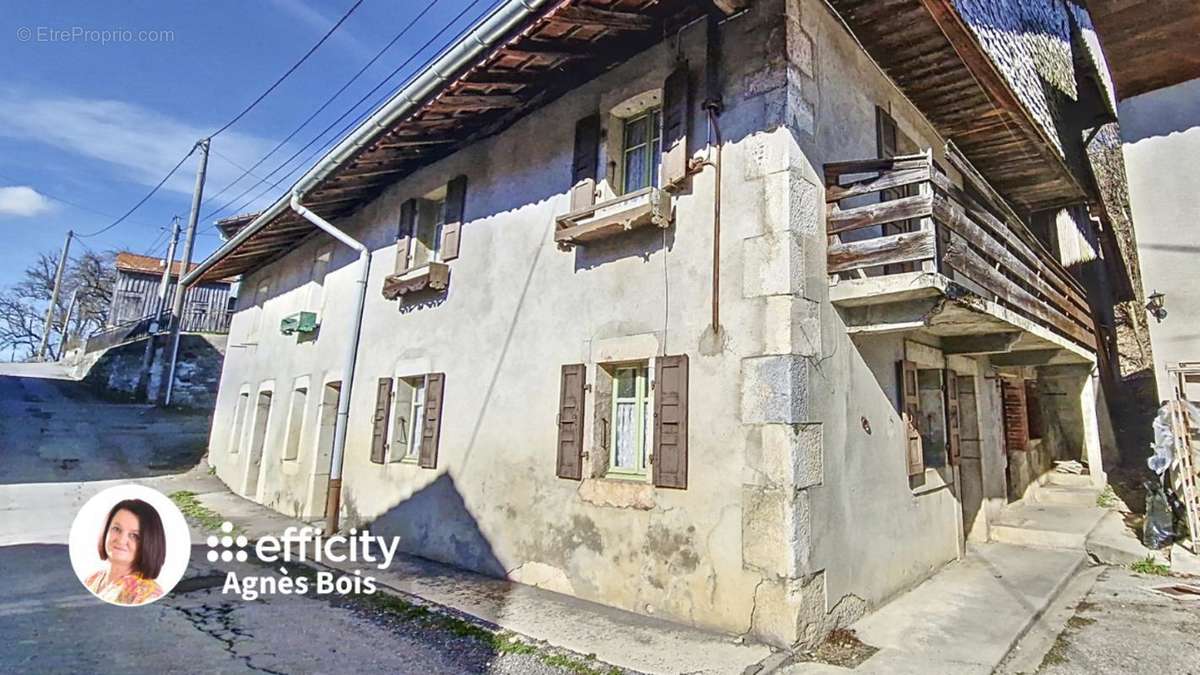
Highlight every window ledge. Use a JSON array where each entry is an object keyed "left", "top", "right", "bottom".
[
  {"left": 578, "top": 476, "right": 656, "bottom": 510},
  {"left": 383, "top": 261, "right": 450, "bottom": 300},
  {"left": 554, "top": 186, "right": 671, "bottom": 250}
]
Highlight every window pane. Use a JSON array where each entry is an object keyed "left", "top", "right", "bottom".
[
  {"left": 624, "top": 146, "right": 648, "bottom": 194},
  {"left": 624, "top": 114, "right": 648, "bottom": 148},
  {"left": 614, "top": 401, "right": 637, "bottom": 469},
  {"left": 615, "top": 369, "right": 636, "bottom": 398},
  {"left": 408, "top": 380, "right": 425, "bottom": 458},
  {"left": 641, "top": 397, "right": 650, "bottom": 468}
]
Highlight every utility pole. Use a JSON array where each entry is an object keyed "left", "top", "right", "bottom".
[
  {"left": 37, "top": 230, "right": 72, "bottom": 361},
  {"left": 138, "top": 217, "right": 181, "bottom": 399},
  {"left": 56, "top": 289, "right": 79, "bottom": 360},
  {"left": 164, "top": 139, "right": 209, "bottom": 405}
]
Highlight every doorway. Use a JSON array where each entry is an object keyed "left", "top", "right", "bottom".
[
  {"left": 243, "top": 390, "right": 274, "bottom": 498},
  {"left": 306, "top": 381, "right": 340, "bottom": 518},
  {"left": 955, "top": 375, "right": 986, "bottom": 540}
]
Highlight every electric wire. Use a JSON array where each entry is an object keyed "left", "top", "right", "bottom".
[
  {"left": 209, "top": 0, "right": 366, "bottom": 139},
  {"left": 202, "top": 0, "right": 498, "bottom": 225},
  {"left": 198, "top": 0, "right": 449, "bottom": 212},
  {"left": 74, "top": 146, "right": 196, "bottom": 238}
]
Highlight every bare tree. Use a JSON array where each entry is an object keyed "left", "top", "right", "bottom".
[{"left": 0, "top": 249, "right": 115, "bottom": 361}]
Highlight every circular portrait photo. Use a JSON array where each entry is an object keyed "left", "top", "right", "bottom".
[{"left": 68, "top": 484, "right": 191, "bottom": 606}]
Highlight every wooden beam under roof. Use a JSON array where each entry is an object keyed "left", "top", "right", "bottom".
[{"left": 550, "top": 6, "right": 656, "bottom": 31}]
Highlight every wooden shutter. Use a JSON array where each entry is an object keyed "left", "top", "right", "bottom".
[
  {"left": 419, "top": 373, "right": 445, "bottom": 469},
  {"left": 396, "top": 199, "right": 416, "bottom": 274},
  {"left": 570, "top": 115, "right": 600, "bottom": 212},
  {"left": 1024, "top": 380, "right": 1044, "bottom": 440},
  {"left": 653, "top": 354, "right": 689, "bottom": 489},
  {"left": 944, "top": 370, "right": 961, "bottom": 466},
  {"left": 441, "top": 175, "right": 467, "bottom": 262},
  {"left": 371, "top": 377, "right": 392, "bottom": 464},
  {"left": 556, "top": 364, "right": 586, "bottom": 480},
  {"left": 898, "top": 360, "right": 924, "bottom": 476},
  {"left": 1001, "top": 378, "right": 1028, "bottom": 452},
  {"left": 661, "top": 65, "right": 691, "bottom": 188}
]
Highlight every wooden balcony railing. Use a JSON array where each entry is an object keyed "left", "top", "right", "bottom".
[{"left": 824, "top": 150, "right": 1096, "bottom": 351}]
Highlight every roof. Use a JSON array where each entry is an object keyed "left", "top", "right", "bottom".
[
  {"left": 115, "top": 252, "right": 233, "bottom": 285},
  {"left": 215, "top": 212, "right": 260, "bottom": 240},
  {"left": 193, "top": 0, "right": 709, "bottom": 283},
  {"left": 1084, "top": 0, "right": 1200, "bottom": 99},
  {"left": 826, "top": 0, "right": 1090, "bottom": 213}
]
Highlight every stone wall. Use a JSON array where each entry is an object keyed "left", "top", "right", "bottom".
[{"left": 80, "top": 333, "right": 227, "bottom": 408}]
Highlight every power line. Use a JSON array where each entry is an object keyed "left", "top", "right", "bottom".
[
  {"left": 0, "top": 171, "right": 156, "bottom": 227},
  {"left": 199, "top": 0, "right": 448, "bottom": 212},
  {"left": 75, "top": 146, "right": 197, "bottom": 238},
  {"left": 202, "top": 0, "right": 498, "bottom": 225},
  {"left": 210, "top": 147, "right": 270, "bottom": 183},
  {"left": 210, "top": 0, "right": 366, "bottom": 139}
]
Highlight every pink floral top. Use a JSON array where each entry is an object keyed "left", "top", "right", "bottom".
[{"left": 85, "top": 567, "right": 164, "bottom": 605}]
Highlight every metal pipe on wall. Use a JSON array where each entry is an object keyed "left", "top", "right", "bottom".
[{"left": 289, "top": 193, "right": 371, "bottom": 534}]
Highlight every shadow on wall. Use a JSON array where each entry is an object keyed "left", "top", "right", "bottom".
[
  {"left": 357, "top": 472, "right": 507, "bottom": 579},
  {"left": 1118, "top": 79, "right": 1200, "bottom": 143}
]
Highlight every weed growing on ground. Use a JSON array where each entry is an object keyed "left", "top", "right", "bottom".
[
  {"left": 169, "top": 490, "right": 228, "bottom": 532},
  {"left": 1096, "top": 486, "right": 1118, "bottom": 508},
  {"left": 1130, "top": 556, "right": 1170, "bottom": 576}
]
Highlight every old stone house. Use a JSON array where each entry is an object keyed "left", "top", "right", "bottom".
[{"left": 185, "top": 0, "right": 1150, "bottom": 647}]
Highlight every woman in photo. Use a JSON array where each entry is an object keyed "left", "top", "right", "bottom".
[{"left": 84, "top": 499, "right": 166, "bottom": 605}]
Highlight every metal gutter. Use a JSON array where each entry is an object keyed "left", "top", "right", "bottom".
[{"left": 180, "top": 0, "right": 552, "bottom": 288}]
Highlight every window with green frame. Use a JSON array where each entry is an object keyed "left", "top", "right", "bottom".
[
  {"left": 609, "top": 364, "right": 651, "bottom": 477},
  {"left": 621, "top": 108, "right": 662, "bottom": 194}
]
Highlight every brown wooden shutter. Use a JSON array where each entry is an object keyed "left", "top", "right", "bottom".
[
  {"left": 653, "top": 354, "right": 689, "bottom": 489},
  {"left": 556, "top": 364, "right": 586, "bottom": 480},
  {"left": 661, "top": 65, "right": 691, "bottom": 188},
  {"left": 371, "top": 377, "right": 392, "bottom": 464},
  {"left": 570, "top": 115, "right": 600, "bottom": 212},
  {"left": 944, "top": 370, "right": 961, "bottom": 466},
  {"left": 419, "top": 373, "right": 445, "bottom": 468},
  {"left": 1001, "top": 378, "right": 1029, "bottom": 452},
  {"left": 396, "top": 198, "right": 416, "bottom": 274},
  {"left": 897, "top": 360, "right": 924, "bottom": 476},
  {"left": 1024, "top": 380, "right": 1044, "bottom": 440},
  {"left": 441, "top": 175, "right": 467, "bottom": 262}
]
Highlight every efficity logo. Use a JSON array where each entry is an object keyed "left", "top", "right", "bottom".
[{"left": 206, "top": 521, "right": 401, "bottom": 601}]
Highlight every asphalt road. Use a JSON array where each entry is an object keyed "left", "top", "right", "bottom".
[{"left": 0, "top": 363, "right": 580, "bottom": 674}]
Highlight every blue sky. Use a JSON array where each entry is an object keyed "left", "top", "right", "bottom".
[{"left": 0, "top": 0, "right": 495, "bottom": 287}]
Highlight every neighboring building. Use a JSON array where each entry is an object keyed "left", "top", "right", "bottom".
[
  {"left": 1085, "top": 0, "right": 1200, "bottom": 402},
  {"left": 186, "top": 0, "right": 1151, "bottom": 647},
  {"left": 107, "top": 252, "right": 234, "bottom": 334}
]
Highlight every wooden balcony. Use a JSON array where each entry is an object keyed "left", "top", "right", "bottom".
[{"left": 824, "top": 150, "right": 1096, "bottom": 358}]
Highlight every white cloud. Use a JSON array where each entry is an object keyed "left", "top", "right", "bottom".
[
  {"left": 0, "top": 89, "right": 289, "bottom": 202},
  {"left": 0, "top": 186, "right": 54, "bottom": 217}
]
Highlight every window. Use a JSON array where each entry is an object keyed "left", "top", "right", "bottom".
[
  {"left": 371, "top": 372, "right": 444, "bottom": 468},
  {"left": 621, "top": 108, "right": 662, "bottom": 194},
  {"left": 409, "top": 198, "right": 446, "bottom": 269},
  {"left": 282, "top": 385, "right": 308, "bottom": 461},
  {"left": 245, "top": 280, "right": 270, "bottom": 342},
  {"left": 609, "top": 363, "right": 652, "bottom": 477},
  {"left": 388, "top": 377, "right": 426, "bottom": 462}
]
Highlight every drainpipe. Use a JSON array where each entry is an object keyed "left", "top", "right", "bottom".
[{"left": 289, "top": 193, "right": 371, "bottom": 534}]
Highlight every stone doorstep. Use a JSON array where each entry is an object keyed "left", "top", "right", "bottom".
[{"left": 1029, "top": 484, "right": 1103, "bottom": 508}]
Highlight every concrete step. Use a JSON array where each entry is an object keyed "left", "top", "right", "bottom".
[
  {"left": 1031, "top": 484, "right": 1103, "bottom": 508},
  {"left": 1043, "top": 472, "right": 1094, "bottom": 488},
  {"left": 990, "top": 502, "right": 1108, "bottom": 551},
  {"left": 1084, "top": 510, "right": 1160, "bottom": 566}
]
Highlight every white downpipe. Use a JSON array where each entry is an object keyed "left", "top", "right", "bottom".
[{"left": 289, "top": 193, "right": 371, "bottom": 532}]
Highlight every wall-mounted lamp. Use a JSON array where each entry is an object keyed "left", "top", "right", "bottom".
[{"left": 1146, "top": 290, "right": 1167, "bottom": 323}]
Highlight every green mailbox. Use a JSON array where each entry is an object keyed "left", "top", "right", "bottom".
[{"left": 280, "top": 311, "right": 319, "bottom": 335}]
